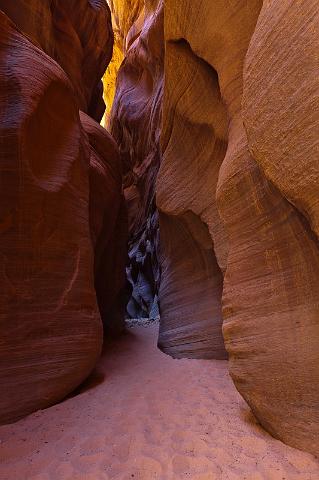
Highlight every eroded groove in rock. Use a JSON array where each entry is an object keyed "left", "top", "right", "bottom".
[
  {"left": 0, "top": 0, "right": 113, "bottom": 121},
  {"left": 158, "top": 212, "right": 226, "bottom": 359},
  {"left": 157, "top": 25, "right": 229, "bottom": 358},
  {"left": 0, "top": 12, "right": 102, "bottom": 424},
  {"left": 81, "top": 112, "right": 127, "bottom": 336},
  {"left": 110, "top": 0, "right": 164, "bottom": 318}
]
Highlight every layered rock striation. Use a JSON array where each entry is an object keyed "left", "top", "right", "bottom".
[
  {"left": 81, "top": 112, "right": 127, "bottom": 336},
  {"left": 0, "top": 1, "right": 126, "bottom": 423},
  {"left": 161, "top": 0, "right": 319, "bottom": 456},
  {"left": 111, "top": 0, "right": 319, "bottom": 456},
  {"left": 0, "top": 12, "right": 102, "bottom": 423},
  {"left": 157, "top": 34, "right": 229, "bottom": 359},
  {"left": 0, "top": 0, "right": 113, "bottom": 121}
]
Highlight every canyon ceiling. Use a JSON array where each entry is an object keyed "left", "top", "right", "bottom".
[{"left": 0, "top": 0, "right": 318, "bottom": 460}]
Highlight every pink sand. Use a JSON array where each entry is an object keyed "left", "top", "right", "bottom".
[{"left": 0, "top": 325, "right": 318, "bottom": 479}]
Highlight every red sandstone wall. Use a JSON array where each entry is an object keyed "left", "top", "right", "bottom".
[
  {"left": 0, "top": 0, "right": 113, "bottom": 121},
  {"left": 0, "top": 2, "right": 126, "bottom": 423}
]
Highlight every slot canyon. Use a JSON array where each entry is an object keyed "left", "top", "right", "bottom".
[{"left": 0, "top": 0, "right": 319, "bottom": 478}]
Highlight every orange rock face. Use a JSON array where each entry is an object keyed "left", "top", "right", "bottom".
[
  {"left": 235, "top": 0, "right": 319, "bottom": 456},
  {"left": 0, "top": 0, "right": 113, "bottom": 121},
  {"left": 111, "top": 0, "right": 319, "bottom": 456},
  {"left": 81, "top": 112, "right": 127, "bottom": 335},
  {"left": 110, "top": 0, "right": 164, "bottom": 318},
  {"left": 161, "top": 0, "right": 319, "bottom": 456},
  {"left": 0, "top": 12, "right": 102, "bottom": 423},
  {"left": 157, "top": 31, "right": 229, "bottom": 359},
  {"left": 103, "top": 0, "right": 145, "bottom": 118},
  {"left": 2, "top": 0, "right": 317, "bottom": 458},
  {"left": 242, "top": 0, "right": 319, "bottom": 238}
]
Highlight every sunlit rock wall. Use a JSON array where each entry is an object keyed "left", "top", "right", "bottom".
[
  {"left": 157, "top": 35, "right": 229, "bottom": 359},
  {"left": 103, "top": 0, "right": 144, "bottom": 120},
  {"left": 237, "top": 0, "right": 319, "bottom": 457}
]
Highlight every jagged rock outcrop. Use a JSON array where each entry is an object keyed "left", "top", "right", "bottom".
[
  {"left": 81, "top": 112, "right": 127, "bottom": 335},
  {"left": 0, "top": 0, "right": 113, "bottom": 121},
  {"left": 110, "top": 0, "right": 164, "bottom": 318},
  {"left": 0, "top": 12, "right": 102, "bottom": 423}
]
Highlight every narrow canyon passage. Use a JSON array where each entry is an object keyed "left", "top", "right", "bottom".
[
  {"left": 1, "top": 324, "right": 318, "bottom": 480},
  {"left": 1, "top": 1, "right": 319, "bottom": 478}
]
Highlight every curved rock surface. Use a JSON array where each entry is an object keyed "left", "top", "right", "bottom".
[
  {"left": 0, "top": 12, "right": 102, "bottom": 424},
  {"left": 158, "top": 212, "right": 226, "bottom": 359},
  {"left": 157, "top": 31, "right": 229, "bottom": 358},
  {"left": 159, "top": 0, "right": 319, "bottom": 456},
  {"left": 81, "top": 112, "right": 127, "bottom": 336},
  {"left": 242, "top": 0, "right": 319, "bottom": 237},
  {"left": 110, "top": 0, "right": 164, "bottom": 318},
  {"left": 103, "top": 0, "right": 144, "bottom": 119},
  {"left": 0, "top": 0, "right": 113, "bottom": 121},
  {"left": 228, "top": 0, "right": 319, "bottom": 456}
]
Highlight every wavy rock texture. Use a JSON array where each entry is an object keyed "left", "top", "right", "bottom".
[
  {"left": 103, "top": 0, "right": 144, "bottom": 119},
  {"left": 110, "top": 0, "right": 164, "bottom": 318},
  {"left": 158, "top": 211, "right": 226, "bottom": 359},
  {"left": 0, "top": 0, "right": 113, "bottom": 121},
  {"left": 242, "top": 0, "right": 319, "bottom": 238},
  {"left": 81, "top": 112, "right": 127, "bottom": 335},
  {"left": 160, "top": 0, "right": 319, "bottom": 456},
  {"left": 236, "top": 0, "right": 319, "bottom": 456},
  {"left": 0, "top": 0, "right": 53, "bottom": 51},
  {"left": 0, "top": 12, "right": 102, "bottom": 424},
  {"left": 157, "top": 5, "right": 232, "bottom": 359}
]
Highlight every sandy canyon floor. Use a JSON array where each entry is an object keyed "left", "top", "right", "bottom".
[{"left": 0, "top": 325, "right": 318, "bottom": 480}]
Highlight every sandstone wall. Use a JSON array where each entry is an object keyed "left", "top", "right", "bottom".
[
  {"left": 162, "top": 0, "right": 319, "bottom": 456},
  {"left": 81, "top": 112, "right": 127, "bottom": 336},
  {"left": 0, "top": 0, "right": 113, "bottom": 121},
  {"left": 0, "top": 12, "right": 102, "bottom": 423},
  {"left": 0, "top": 2, "right": 126, "bottom": 422},
  {"left": 157, "top": 32, "right": 229, "bottom": 359},
  {"left": 110, "top": 0, "right": 319, "bottom": 456},
  {"left": 103, "top": 0, "right": 144, "bottom": 118}
]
